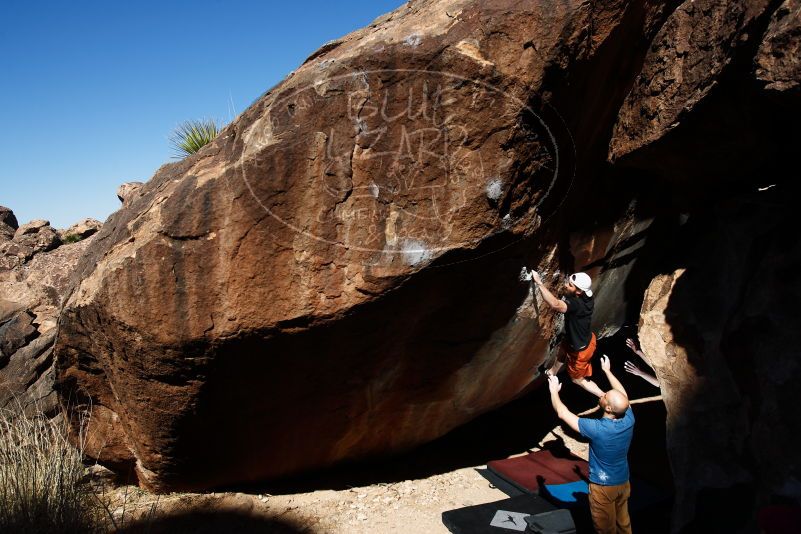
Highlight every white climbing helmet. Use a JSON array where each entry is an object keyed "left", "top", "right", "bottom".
[{"left": 569, "top": 272, "right": 593, "bottom": 297}]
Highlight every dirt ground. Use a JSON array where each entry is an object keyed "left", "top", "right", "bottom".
[
  {"left": 98, "top": 422, "right": 590, "bottom": 533},
  {"left": 95, "top": 366, "right": 669, "bottom": 533}
]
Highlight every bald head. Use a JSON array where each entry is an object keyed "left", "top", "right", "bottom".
[{"left": 600, "top": 389, "right": 630, "bottom": 418}]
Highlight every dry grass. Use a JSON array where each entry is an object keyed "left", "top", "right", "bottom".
[{"left": 0, "top": 402, "right": 102, "bottom": 533}]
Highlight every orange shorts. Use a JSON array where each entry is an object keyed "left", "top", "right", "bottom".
[{"left": 565, "top": 333, "right": 596, "bottom": 380}]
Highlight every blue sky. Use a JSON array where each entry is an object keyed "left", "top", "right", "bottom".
[{"left": 0, "top": 0, "right": 405, "bottom": 228}]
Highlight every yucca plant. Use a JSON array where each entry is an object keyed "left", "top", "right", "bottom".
[{"left": 169, "top": 118, "right": 221, "bottom": 158}]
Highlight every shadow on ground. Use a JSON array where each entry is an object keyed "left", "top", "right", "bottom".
[{"left": 115, "top": 510, "right": 310, "bottom": 534}]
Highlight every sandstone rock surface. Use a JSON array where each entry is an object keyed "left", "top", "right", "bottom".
[
  {"left": 0, "top": 218, "right": 62, "bottom": 268},
  {"left": 638, "top": 190, "right": 801, "bottom": 531},
  {"left": 61, "top": 217, "right": 102, "bottom": 242},
  {"left": 0, "top": 206, "right": 17, "bottom": 240},
  {"left": 54, "top": 0, "right": 675, "bottom": 491},
  {"left": 603, "top": 2, "right": 801, "bottom": 529},
  {"left": 49, "top": 6, "right": 801, "bottom": 531},
  {"left": 14, "top": 218, "right": 50, "bottom": 237},
  {"left": 1, "top": 206, "right": 96, "bottom": 416},
  {"left": 757, "top": 0, "right": 801, "bottom": 91},
  {"left": 117, "top": 181, "right": 144, "bottom": 205},
  {"left": 609, "top": 0, "right": 772, "bottom": 161}
]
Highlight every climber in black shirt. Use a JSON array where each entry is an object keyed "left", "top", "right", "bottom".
[{"left": 531, "top": 271, "right": 605, "bottom": 397}]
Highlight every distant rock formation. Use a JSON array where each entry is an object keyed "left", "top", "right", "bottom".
[
  {"left": 0, "top": 218, "right": 60, "bottom": 270},
  {"left": 0, "top": 206, "right": 17, "bottom": 241},
  {"left": 60, "top": 218, "right": 102, "bottom": 242},
  {"left": 43, "top": 0, "right": 800, "bottom": 530},
  {"left": 0, "top": 206, "right": 99, "bottom": 415}
]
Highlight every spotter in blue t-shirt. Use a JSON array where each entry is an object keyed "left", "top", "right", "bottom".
[{"left": 578, "top": 406, "right": 635, "bottom": 486}]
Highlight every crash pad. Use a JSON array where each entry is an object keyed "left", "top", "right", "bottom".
[
  {"left": 487, "top": 448, "right": 589, "bottom": 494},
  {"left": 441, "top": 494, "right": 558, "bottom": 533}
]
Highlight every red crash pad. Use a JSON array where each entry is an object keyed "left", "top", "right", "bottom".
[{"left": 487, "top": 448, "right": 589, "bottom": 494}]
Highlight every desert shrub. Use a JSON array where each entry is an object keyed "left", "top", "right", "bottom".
[
  {"left": 0, "top": 403, "right": 101, "bottom": 533},
  {"left": 62, "top": 233, "right": 84, "bottom": 244},
  {"left": 169, "top": 118, "right": 221, "bottom": 158}
]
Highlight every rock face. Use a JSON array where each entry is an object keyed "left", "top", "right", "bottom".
[
  {"left": 116, "top": 181, "right": 144, "bottom": 205},
  {"left": 1, "top": 207, "right": 97, "bottom": 416},
  {"left": 0, "top": 307, "right": 37, "bottom": 365},
  {"left": 60, "top": 218, "right": 102, "bottom": 242},
  {"left": 51, "top": 1, "right": 800, "bottom": 529},
  {"left": 638, "top": 190, "right": 801, "bottom": 532},
  {"left": 756, "top": 0, "right": 801, "bottom": 91},
  {"left": 0, "top": 206, "right": 17, "bottom": 240},
  {"left": 609, "top": 0, "right": 772, "bottom": 161},
  {"left": 606, "top": 0, "right": 801, "bottom": 529},
  {"left": 0, "top": 216, "right": 62, "bottom": 270},
  {"left": 55, "top": 0, "right": 676, "bottom": 491},
  {"left": 0, "top": 309, "right": 58, "bottom": 415}
]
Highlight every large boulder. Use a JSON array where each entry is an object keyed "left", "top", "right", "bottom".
[
  {"left": 53, "top": 0, "right": 679, "bottom": 491},
  {"left": 51, "top": 2, "right": 799, "bottom": 520},
  {"left": 14, "top": 218, "right": 50, "bottom": 237}
]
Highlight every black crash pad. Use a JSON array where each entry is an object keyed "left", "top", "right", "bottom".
[{"left": 442, "top": 494, "right": 560, "bottom": 533}]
